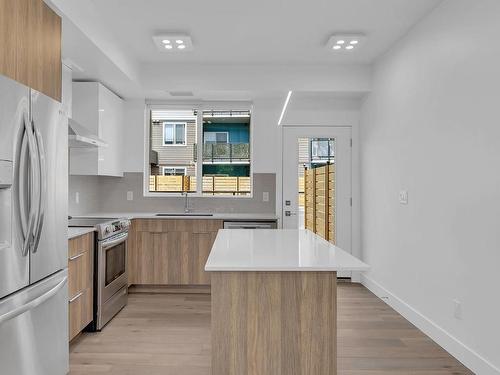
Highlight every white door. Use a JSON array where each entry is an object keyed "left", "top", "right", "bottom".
[{"left": 282, "top": 126, "right": 352, "bottom": 275}]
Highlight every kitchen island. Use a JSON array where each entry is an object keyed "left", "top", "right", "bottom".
[{"left": 205, "top": 229, "right": 369, "bottom": 375}]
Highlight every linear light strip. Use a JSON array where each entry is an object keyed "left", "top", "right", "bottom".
[{"left": 278, "top": 91, "right": 292, "bottom": 126}]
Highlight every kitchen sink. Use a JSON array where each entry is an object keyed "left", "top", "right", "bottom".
[{"left": 155, "top": 213, "right": 214, "bottom": 217}]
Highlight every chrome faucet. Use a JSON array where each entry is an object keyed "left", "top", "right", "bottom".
[{"left": 183, "top": 191, "right": 191, "bottom": 213}]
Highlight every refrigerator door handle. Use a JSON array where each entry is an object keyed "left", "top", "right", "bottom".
[
  {"left": 18, "top": 113, "right": 38, "bottom": 256},
  {"left": 0, "top": 276, "right": 67, "bottom": 325},
  {"left": 32, "top": 120, "right": 46, "bottom": 253}
]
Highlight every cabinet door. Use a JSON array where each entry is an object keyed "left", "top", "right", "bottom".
[
  {"left": 0, "top": 0, "right": 23, "bottom": 80},
  {"left": 39, "top": 1, "right": 61, "bottom": 101},
  {"left": 129, "top": 219, "right": 223, "bottom": 286},
  {"left": 0, "top": 0, "right": 61, "bottom": 100},
  {"left": 68, "top": 288, "right": 92, "bottom": 341},
  {"left": 190, "top": 231, "right": 218, "bottom": 284},
  {"left": 97, "top": 84, "right": 123, "bottom": 177}
]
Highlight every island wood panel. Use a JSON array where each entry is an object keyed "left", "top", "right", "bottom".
[
  {"left": 0, "top": 0, "right": 61, "bottom": 101},
  {"left": 211, "top": 271, "right": 337, "bottom": 375},
  {"left": 128, "top": 219, "right": 223, "bottom": 285}
]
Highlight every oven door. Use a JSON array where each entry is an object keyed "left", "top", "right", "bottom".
[{"left": 99, "top": 232, "right": 128, "bottom": 303}]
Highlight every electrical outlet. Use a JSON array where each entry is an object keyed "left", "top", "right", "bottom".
[
  {"left": 75, "top": 192, "right": 80, "bottom": 204},
  {"left": 399, "top": 190, "right": 408, "bottom": 205},
  {"left": 263, "top": 192, "right": 269, "bottom": 202},
  {"left": 127, "top": 191, "right": 134, "bottom": 201},
  {"left": 453, "top": 299, "right": 462, "bottom": 320}
]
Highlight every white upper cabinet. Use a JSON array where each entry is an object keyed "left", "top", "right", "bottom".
[{"left": 70, "top": 82, "right": 124, "bottom": 177}]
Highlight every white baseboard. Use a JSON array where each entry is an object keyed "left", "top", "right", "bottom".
[{"left": 361, "top": 274, "right": 500, "bottom": 375}]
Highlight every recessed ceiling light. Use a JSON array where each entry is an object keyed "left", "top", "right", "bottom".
[
  {"left": 153, "top": 34, "right": 193, "bottom": 51},
  {"left": 326, "top": 33, "right": 366, "bottom": 52}
]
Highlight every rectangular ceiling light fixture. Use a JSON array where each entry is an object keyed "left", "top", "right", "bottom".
[
  {"left": 153, "top": 34, "right": 193, "bottom": 51},
  {"left": 327, "top": 33, "right": 366, "bottom": 51}
]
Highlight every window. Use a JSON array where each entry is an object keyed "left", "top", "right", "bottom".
[
  {"left": 204, "top": 131, "right": 229, "bottom": 144},
  {"left": 311, "top": 138, "right": 335, "bottom": 161},
  {"left": 146, "top": 106, "right": 252, "bottom": 197},
  {"left": 162, "top": 167, "right": 186, "bottom": 176},
  {"left": 163, "top": 122, "right": 186, "bottom": 145},
  {"left": 202, "top": 110, "right": 251, "bottom": 196}
]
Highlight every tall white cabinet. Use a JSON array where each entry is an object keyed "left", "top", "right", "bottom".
[{"left": 70, "top": 82, "right": 124, "bottom": 177}]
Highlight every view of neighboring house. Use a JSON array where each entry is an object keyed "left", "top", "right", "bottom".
[
  {"left": 148, "top": 109, "right": 251, "bottom": 194},
  {"left": 202, "top": 112, "right": 250, "bottom": 178}
]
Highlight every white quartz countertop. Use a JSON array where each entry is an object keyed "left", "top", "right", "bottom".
[
  {"left": 205, "top": 229, "right": 369, "bottom": 272},
  {"left": 75, "top": 212, "right": 279, "bottom": 221},
  {"left": 68, "top": 227, "right": 95, "bottom": 240}
]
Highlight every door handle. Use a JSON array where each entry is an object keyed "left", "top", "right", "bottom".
[
  {"left": 69, "top": 291, "right": 83, "bottom": 303},
  {"left": 0, "top": 276, "right": 67, "bottom": 325},
  {"left": 32, "top": 121, "right": 46, "bottom": 253},
  {"left": 19, "top": 113, "right": 38, "bottom": 256}
]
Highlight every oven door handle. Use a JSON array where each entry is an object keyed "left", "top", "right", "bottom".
[{"left": 101, "top": 232, "right": 128, "bottom": 249}]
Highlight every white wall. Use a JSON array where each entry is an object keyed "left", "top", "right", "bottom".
[{"left": 360, "top": 1, "right": 500, "bottom": 373}]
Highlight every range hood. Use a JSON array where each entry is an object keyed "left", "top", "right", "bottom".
[{"left": 68, "top": 118, "right": 108, "bottom": 148}]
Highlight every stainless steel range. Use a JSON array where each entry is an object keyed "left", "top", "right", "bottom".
[{"left": 69, "top": 217, "right": 131, "bottom": 330}]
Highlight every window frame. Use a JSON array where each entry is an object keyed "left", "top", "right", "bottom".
[
  {"left": 143, "top": 102, "right": 253, "bottom": 198},
  {"left": 204, "top": 131, "right": 229, "bottom": 144},
  {"left": 163, "top": 122, "right": 187, "bottom": 146},
  {"left": 162, "top": 166, "right": 187, "bottom": 176}
]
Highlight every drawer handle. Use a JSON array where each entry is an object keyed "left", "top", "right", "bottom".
[
  {"left": 69, "top": 291, "right": 83, "bottom": 303},
  {"left": 69, "top": 252, "right": 85, "bottom": 261}
]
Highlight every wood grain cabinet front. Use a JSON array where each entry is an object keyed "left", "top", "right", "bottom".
[
  {"left": 68, "top": 232, "right": 94, "bottom": 341},
  {"left": 128, "top": 219, "right": 223, "bottom": 286},
  {"left": 0, "top": 0, "right": 61, "bottom": 101}
]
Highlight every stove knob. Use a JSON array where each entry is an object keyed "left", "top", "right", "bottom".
[{"left": 104, "top": 225, "right": 112, "bottom": 234}]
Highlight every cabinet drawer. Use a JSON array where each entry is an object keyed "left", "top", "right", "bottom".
[
  {"left": 68, "top": 250, "right": 92, "bottom": 297},
  {"left": 68, "top": 287, "right": 92, "bottom": 341},
  {"left": 69, "top": 232, "right": 93, "bottom": 258}
]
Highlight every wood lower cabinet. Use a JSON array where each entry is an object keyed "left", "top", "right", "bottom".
[
  {"left": 0, "top": 0, "right": 61, "bottom": 101},
  {"left": 68, "top": 232, "right": 94, "bottom": 341},
  {"left": 128, "top": 219, "right": 223, "bottom": 286}
]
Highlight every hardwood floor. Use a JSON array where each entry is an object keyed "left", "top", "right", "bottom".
[{"left": 69, "top": 283, "right": 473, "bottom": 375}]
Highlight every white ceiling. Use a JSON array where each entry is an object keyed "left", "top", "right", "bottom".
[
  {"left": 50, "top": 0, "right": 443, "bottom": 100},
  {"left": 88, "top": 0, "right": 442, "bottom": 64}
]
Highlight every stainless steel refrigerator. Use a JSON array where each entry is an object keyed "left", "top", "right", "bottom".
[{"left": 0, "top": 74, "right": 69, "bottom": 374}]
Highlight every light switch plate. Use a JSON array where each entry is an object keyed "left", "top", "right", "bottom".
[
  {"left": 127, "top": 191, "right": 134, "bottom": 201},
  {"left": 263, "top": 192, "right": 269, "bottom": 202},
  {"left": 399, "top": 190, "right": 408, "bottom": 205}
]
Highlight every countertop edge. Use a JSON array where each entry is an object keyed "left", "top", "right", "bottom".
[
  {"left": 71, "top": 212, "right": 279, "bottom": 221},
  {"left": 68, "top": 227, "right": 96, "bottom": 240}
]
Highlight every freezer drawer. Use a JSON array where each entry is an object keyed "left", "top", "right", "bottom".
[{"left": 0, "top": 269, "right": 68, "bottom": 375}]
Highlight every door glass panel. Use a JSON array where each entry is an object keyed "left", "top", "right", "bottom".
[
  {"left": 105, "top": 242, "right": 126, "bottom": 285},
  {"left": 297, "top": 137, "right": 336, "bottom": 244}
]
